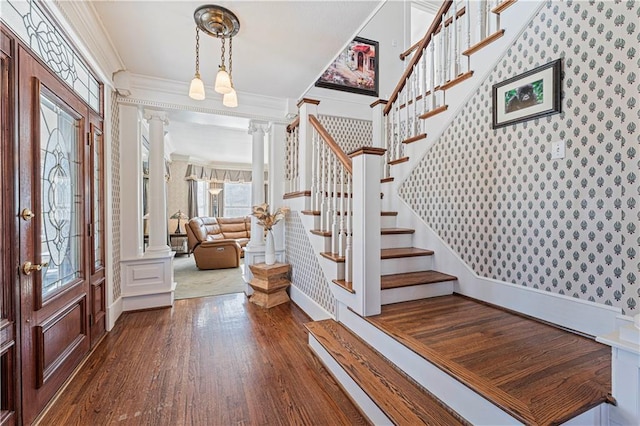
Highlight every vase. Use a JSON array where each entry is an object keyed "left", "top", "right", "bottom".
[{"left": 265, "top": 230, "right": 276, "bottom": 265}]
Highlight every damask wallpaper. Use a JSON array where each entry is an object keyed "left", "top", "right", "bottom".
[
  {"left": 111, "top": 92, "right": 121, "bottom": 299},
  {"left": 285, "top": 213, "right": 336, "bottom": 316},
  {"left": 400, "top": 0, "right": 638, "bottom": 313},
  {"left": 318, "top": 115, "right": 373, "bottom": 153}
]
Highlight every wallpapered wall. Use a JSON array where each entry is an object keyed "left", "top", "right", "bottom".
[
  {"left": 168, "top": 159, "right": 189, "bottom": 226},
  {"left": 400, "top": 0, "right": 638, "bottom": 313},
  {"left": 318, "top": 114, "right": 373, "bottom": 153},
  {"left": 111, "top": 92, "right": 121, "bottom": 300},
  {"left": 285, "top": 213, "right": 336, "bottom": 316}
]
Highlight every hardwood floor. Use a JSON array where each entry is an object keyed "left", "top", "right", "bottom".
[{"left": 38, "top": 294, "right": 367, "bottom": 425}]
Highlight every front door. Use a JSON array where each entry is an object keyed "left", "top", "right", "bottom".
[{"left": 17, "top": 45, "right": 101, "bottom": 424}]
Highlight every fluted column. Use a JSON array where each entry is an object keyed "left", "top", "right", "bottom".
[
  {"left": 144, "top": 109, "right": 170, "bottom": 253},
  {"left": 247, "top": 120, "right": 269, "bottom": 248}
]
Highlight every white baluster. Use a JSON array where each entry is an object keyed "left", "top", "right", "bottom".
[
  {"left": 430, "top": 41, "right": 436, "bottom": 110},
  {"left": 466, "top": 0, "right": 471, "bottom": 72},
  {"left": 345, "top": 173, "right": 353, "bottom": 283},
  {"left": 331, "top": 161, "right": 339, "bottom": 254},
  {"left": 452, "top": 0, "right": 459, "bottom": 78},
  {"left": 325, "top": 153, "right": 333, "bottom": 232},
  {"left": 320, "top": 142, "right": 327, "bottom": 231},
  {"left": 338, "top": 167, "right": 346, "bottom": 257},
  {"left": 479, "top": 0, "right": 486, "bottom": 41},
  {"left": 422, "top": 49, "right": 428, "bottom": 116},
  {"left": 310, "top": 132, "right": 318, "bottom": 211}
]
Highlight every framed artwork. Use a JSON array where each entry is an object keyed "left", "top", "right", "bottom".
[
  {"left": 315, "top": 37, "right": 379, "bottom": 97},
  {"left": 492, "top": 59, "right": 562, "bottom": 129}
]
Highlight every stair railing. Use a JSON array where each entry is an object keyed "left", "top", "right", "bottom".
[
  {"left": 383, "top": 0, "right": 505, "bottom": 171},
  {"left": 308, "top": 114, "right": 353, "bottom": 284}
]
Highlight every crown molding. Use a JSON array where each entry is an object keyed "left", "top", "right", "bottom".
[{"left": 48, "top": 0, "right": 124, "bottom": 85}]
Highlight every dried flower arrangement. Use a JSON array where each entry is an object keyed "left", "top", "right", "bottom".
[{"left": 252, "top": 203, "right": 290, "bottom": 231}]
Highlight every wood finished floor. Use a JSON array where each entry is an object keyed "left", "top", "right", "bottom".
[
  {"left": 366, "top": 295, "right": 612, "bottom": 425},
  {"left": 39, "top": 294, "right": 367, "bottom": 426}
]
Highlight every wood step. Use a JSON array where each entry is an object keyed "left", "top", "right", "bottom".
[
  {"left": 283, "top": 190, "right": 311, "bottom": 199},
  {"left": 380, "top": 176, "right": 394, "bottom": 183},
  {"left": 438, "top": 71, "right": 474, "bottom": 91},
  {"left": 419, "top": 105, "right": 448, "bottom": 120},
  {"left": 381, "top": 247, "right": 434, "bottom": 259},
  {"left": 331, "top": 279, "right": 354, "bottom": 293},
  {"left": 381, "top": 270, "right": 457, "bottom": 290},
  {"left": 388, "top": 156, "right": 409, "bottom": 166},
  {"left": 492, "top": 0, "right": 517, "bottom": 15},
  {"left": 462, "top": 29, "right": 505, "bottom": 56},
  {"left": 381, "top": 227, "right": 415, "bottom": 235},
  {"left": 312, "top": 227, "right": 414, "bottom": 238},
  {"left": 365, "top": 295, "right": 614, "bottom": 425},
  {"left": 306, "top": 320, "right": 469, "bottom": 425},
  {"left": 402, "top": 133, "right": 427, "bottom": 145},
  {"left": 320, "top": 252, "right": 344, "bottom": 263}
]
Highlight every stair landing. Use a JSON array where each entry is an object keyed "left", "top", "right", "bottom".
[{"left": 364, "top": 295, "right": 613, "bottom": 425}]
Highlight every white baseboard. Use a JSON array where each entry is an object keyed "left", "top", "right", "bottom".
[
  {"left": 289, "top": 285, "right": 333, "bottom": 321},
  {"left": 121, "top": 290, "right": 175, "bottom": 312},
  {"left": 106, "top": 296, "right": 123, "bottom": 331}
]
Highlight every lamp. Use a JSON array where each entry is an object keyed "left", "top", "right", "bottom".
[
  {"left": 170, "top": 210, "right": 189, "bottom": 234},
  {"left": 189, "top": 5, "right": 240, "bottom": 107}
]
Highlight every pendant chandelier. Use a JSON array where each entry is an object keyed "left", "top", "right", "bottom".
[{"left": 188, "top": 5, "right": 240, "bottom": 107}]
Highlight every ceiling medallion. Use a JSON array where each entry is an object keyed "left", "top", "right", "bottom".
[{"left": 193, "top": 5, "right": 240, "bottom": 38}]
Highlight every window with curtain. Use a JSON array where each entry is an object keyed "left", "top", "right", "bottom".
[
  {"left": 196, "top": 180, "right": 210, "bottom": 217},
  {"left": 223, "top": 182, "right": 252, "bottom": 217}
]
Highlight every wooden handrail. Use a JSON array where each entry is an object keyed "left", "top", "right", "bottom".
[
  {"left": 286, "top": 116, "right": 300, "bottom": 133},
  {"left": 399, "top": 6, "right": 466, "bottom": 61},
  {"left": 384, "top": 0, "right": 453, "bottom": 116},
  {"left": 308, "top": 114, "right": 352, "bottom": 175}
]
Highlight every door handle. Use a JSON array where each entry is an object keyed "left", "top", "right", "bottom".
[
  {"left": 22, "top": 261, "right": 49, "bottom": 275},
  {"left": 21, "top": 208, "right": 35, "bottom": 221}
]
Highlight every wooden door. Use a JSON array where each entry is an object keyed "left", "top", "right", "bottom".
[
  {"left": 17, "top": 45, "right": 95, "bottom": 425},
  {"left": 0, "top": 28, "right": 18, "bottom": 425}
]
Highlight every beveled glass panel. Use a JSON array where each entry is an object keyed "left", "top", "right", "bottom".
[
  {"left": 93, "top": 128, "right": 103, "bottom": 269},
  {"left": 39, "top": 94, "right": 81, "bottom": 300}
]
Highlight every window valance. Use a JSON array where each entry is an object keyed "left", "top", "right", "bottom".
[{"left": 184, "top": 164, "right": 266, "bottom": 183}]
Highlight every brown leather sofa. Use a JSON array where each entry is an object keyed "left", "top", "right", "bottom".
[{"left": 185, "top": 216, "right": 251, "bottom": 270}]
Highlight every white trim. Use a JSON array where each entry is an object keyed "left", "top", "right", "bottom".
[
  {"left": 106, "top": 296, "right": 122, "bottom": 331},
  {"left": 121, "top": 289, "right": 175, "bottom": 312},
  {"left": 289, "top": 285, "right": 333, "bottom": 321},
  {"left": 381, "top": 280, "right": 454, "bottom": 305},
  {"left": 308, "top": 335, "right": 389, "bottom": 425}
]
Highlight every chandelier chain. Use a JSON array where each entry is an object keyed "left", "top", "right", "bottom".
[
  {"left": 220, "top": 37, "right": 226, "bottom": 69},
  {"left": 195, "top": 27, "right": 200, "bottom": 75},
  {"left": 228, "top": 37, "right": 233, "bottom": 83}
]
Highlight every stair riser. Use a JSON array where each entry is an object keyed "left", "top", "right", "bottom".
[
  {"left": 308, "top": 335, "right": 392, "bottom": 424},
  {"left": 319, "top": 257, "right": 344, "bottom": 280},
  {"left": 380, "top": 215, "right": 397, "bottom": 228},
  {"left": 309, "top": 232, "right": 331, "bottom": 254},
  {"left": 381, "top": 234, "right": 414, "bottom": 249},
  {"left": 381, "top": 281, "right": 455, "bottom": 305},
  {"left": 381, "top": 257, "right": 433, "bottom": 275},
  {"left": 300, "top": 213, "right": 320, "bottom": 231}
]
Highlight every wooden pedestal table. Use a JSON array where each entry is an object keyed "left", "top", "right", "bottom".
[{"left": 248, "top": 263, "right": 291, "bottom": 308}]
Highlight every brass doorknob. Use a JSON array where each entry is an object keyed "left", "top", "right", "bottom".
[
  {"left": 22, "top": 261, "right": 49, "bottom": 275},
  {"left": 21, "top": 208, "right": 35, "bottom": 221}
]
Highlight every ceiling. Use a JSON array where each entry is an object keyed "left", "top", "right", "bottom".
[{"left": 89, "top": 0, "right": 383, "bottom": 166}]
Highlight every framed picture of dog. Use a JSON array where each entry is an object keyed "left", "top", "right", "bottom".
[
  {"left": 492, "top": 59, "right": 562, "bottom": 129},
  {"left": 315, "top": 37, "right": 379, "bottom": 97}
]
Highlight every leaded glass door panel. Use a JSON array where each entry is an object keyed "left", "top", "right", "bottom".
[{"left": 18, "top": 47, "right": 91, "bottom": 425}]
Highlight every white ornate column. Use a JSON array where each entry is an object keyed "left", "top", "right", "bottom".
[
  {"left": 144, "top": 109, "right": 170, "bottom": 253},
  {"left": 119, "top": 107, "right": 175, "bottom": 312},
  {"left": 247, "top": 120, "right": 269, "bottom": 248}
]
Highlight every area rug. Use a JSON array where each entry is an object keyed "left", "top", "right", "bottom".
[{"left": 173, "top": 255, "right": 246, "bottom": 300}]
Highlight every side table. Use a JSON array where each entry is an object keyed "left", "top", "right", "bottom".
[{"left": 248, "top": 263, "right": 291, "bottom": 308}]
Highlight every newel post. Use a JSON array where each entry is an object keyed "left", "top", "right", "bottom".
[
  {"left": 297, "top": 98, "right": 320, "bottom": 195},
  {"left": 370, "top": 99, "right": 388, "bottom": 149},
  {"left": 349, "top": 146, "right": 386, "bottom": 317}
]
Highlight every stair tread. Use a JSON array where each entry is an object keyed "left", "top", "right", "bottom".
[
  {"left": 381, "top": 247, "right": 434, "bottom": 259},
  {"left": 381, "top": 227, "right": 415, "bottom": 235},
  {"left": 306, "top": 320, "right": 469, "bottom": 426},
  {"left": 332, "top": 279, "right": 354, "bottom": 293},
  {"left": 381, "top": 270, "right": 457, "bottom": 290},
  {"left": 320, "top": 252, "right": 345, "bottom": 262}
]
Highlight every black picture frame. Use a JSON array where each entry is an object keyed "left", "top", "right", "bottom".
[
  {"left": 492, "top": 59, "right": 562, "bottom": 129},
  {"left": 315, "top": 36, "right": 379, "bottom": 97}
]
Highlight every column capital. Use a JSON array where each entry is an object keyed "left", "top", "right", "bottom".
[
  {"left": 143, "top": 109, "right": 169, "bottom": 125},
  {"left": 248, "top": 120, "right": 270, "bottom": 135}
]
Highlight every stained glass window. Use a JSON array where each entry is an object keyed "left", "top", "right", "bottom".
[
  {"left": 40, "top": 94, "right": 81, "bottom": 298},
  {"left": 1, "top": 0, "right": 101, "bottom": 112}
]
